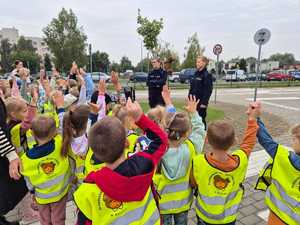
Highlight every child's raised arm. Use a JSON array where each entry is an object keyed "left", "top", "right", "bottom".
[
  {"left": 127, "top": 99, "right": 168, "bottom": 165},
  {"left": 162, "top": 85, "right": 176, "bottom": 113}
]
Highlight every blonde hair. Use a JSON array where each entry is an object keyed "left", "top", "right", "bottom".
[
  {"left": 165, "top": 112, "right": 191, "bottom": 141},
  {"left": 112, "top": 104, "right": 128, "bottom": 125},
  {"left": 31, "top": 115, "right": 56, "bottom": 140},
  {"left": 197, "top": 56, "right": 209, "bottom": 65},
  {"left": 5, "top": 97, "right": 27, "bottom": 118},
  {"left": 147, "top": 106, "right": 167, "bottom": 128}
]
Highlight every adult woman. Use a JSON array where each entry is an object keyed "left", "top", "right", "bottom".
[{"left": 0, "top": 97, "right": 27, "bottom": 225}]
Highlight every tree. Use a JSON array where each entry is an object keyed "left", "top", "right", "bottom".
[
  {"left": 44, "top": 53, "right": 52, "bottom": 71},
  {"left": 239, "top": 58, "right": 247, "bottom": 72},
  {"left": 269, "top": 53, "right": 296, "bottom": 67},
  {"left": 135, "top": 58, "right": 150, "bottom": 72},
  {"left": 137, "top": 9, "right": 163, "bottom": 56},
  {"left": 43, "top": 8, "right": 87, "bottom": 72},
  {"left": 110, "top": 62, "right": 121, "bottom": 72},
  {"left": 92, "top": 51, "right": 110, "bottom": 72},
  {"left": 0, "top": 39, "right": 13, "bottom": 72},
  {"left": 120, "top": 56, "right": 133, "bottom": 72},
  {"left": 181, "top": 33, "right": 205, "bottom": 69},
  {"left": 10, "top": 36, "right": 41, "bottom": 73},
  {"left": 157, "top": 41, "right": 180, "bottom": 71}
]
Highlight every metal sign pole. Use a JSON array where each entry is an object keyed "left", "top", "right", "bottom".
[
  {"left": 214, "top": 54, "right": 219, "bottom": 104},
  {"left": 254, "top": 44, "right": 262, "bottom": 101}
]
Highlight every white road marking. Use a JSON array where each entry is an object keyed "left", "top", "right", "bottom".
[
  {"left": 260, "top": 101, "right": 300, "bottom": 112},
  {"left": 246, "top": 97, "right": 300, "bottom": 101}
]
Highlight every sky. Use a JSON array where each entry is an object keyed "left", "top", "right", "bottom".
[{"left": 0, "top": 0, "right": 299, "bottom": 65}]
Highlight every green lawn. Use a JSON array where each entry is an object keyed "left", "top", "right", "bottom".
[{"left": 139, "top": 100, "right": 224, "bottom": 122}]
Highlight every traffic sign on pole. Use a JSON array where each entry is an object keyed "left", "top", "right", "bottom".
[
  {"left": 253, "top": 28, "right": 271, "bottom": 101},
  {"left": 213, "top": 44, "right": 222, "bottom": 104}
]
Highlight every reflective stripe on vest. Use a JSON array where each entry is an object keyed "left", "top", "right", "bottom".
[
  {"left": 264, "top": 145, "right": 300, "bottom": 224},
  {"left": 109, "top": 191, "right": 159, "bottom": 225},
  {"left": 195, "top": 199, "right": 239, "bottom": 220},
  {"left": 194, "top": 149, "right": 248, "bottom": 224},
  {"left": 154, "top": 139, "right": 195, "bottom": 214},
  {"left": 266, "top": 189, "right": 300, "bottom": 222}
]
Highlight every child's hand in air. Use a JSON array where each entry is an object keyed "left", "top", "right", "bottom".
[
  {"left": 184, "top": 95, "right": 200, "bottom": 113},
  {"left": 126, "top": 98, "right": 143, "bottom": 122}
]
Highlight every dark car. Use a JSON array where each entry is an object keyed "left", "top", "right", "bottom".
[
  {"left": 289, "top": 71, "right": 300, "bottom": 80},
  {"left": 129, "top": 72, "right": 148, "bottom": 82},
  {"left": 179, "top": 68, "right": 197, "bottom": 83}
]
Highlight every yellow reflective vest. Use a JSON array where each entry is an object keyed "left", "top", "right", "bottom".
[
  {"left": 193, "top": 150, "right": 248, "bottom": 224},
  {"left": 124, "top": 132, "right": 139, "bottom": 158},
  {"left": 69, "top": 150, "right": 86, "bottom": 184},
  {"left": 255, "top": 158, "right": 273, "bottom": 191},
  {"left": 43, "top": 101, "right": 59, "bottom": 128},
  {"left": 10, "top": 123, "right": 24, "bottom": 156},
  {"left": 153, "top": 139, "right": 195, "bottom": 214},
  {"left": 74, "top": 184, "right": 160, "bottom": 225},
  {"left": 21, "top": 135, "right": 71, "bottom": 204},
  {"left": 264, "top": 145, "right": 300, "bottom": 225},
  {"left": 84, "top": 148, "right": 105, "bottom": 177}
]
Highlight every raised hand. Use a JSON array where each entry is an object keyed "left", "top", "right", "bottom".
[
  {"left": 126, "top": 98, "right": 143, "bottom": 122},
  {"left": 52, "top": 91, "right": 64, "bottom": 108},
  {"left": 184, "top": 95, "right": 200, "bottom": 113},
  {"left": 88, "top": 102, "right": 102, "bottom": 114},
  {"left": 30, "top": 86, "right": 39, "bottom": 105},
  {"left": 111, "top": 71, "right": 122, "bottom": 92},
  {"left": 161, "top": 85, "right": 172, "bottom": 106},
  {"left": 98, "top": 79, "right": 106, "bottom": 96},
  {"left": 246, "top": 101, "right": 262, "bottom": 119}
]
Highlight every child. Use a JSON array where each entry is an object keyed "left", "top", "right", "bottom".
[
  {"left": 112, "top": 104, "right": 139, "bottom": 157},
  {"left": 154, "top": 94, "right": 205, "bottom": 225},
  {"left": 192, "top": 102, "right": 260, "bottom": 225},
  {"left": 20, "top": 116, "right": 71, "bottom": 225},
  {"left": 256, "top": 114, "right": 300, "bottom": 225},
  {"left": 73, "top": 99, "right": 168, "bottom": 224}
]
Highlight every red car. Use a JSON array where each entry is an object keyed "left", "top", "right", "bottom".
[{"left": 266, "top": 72, "right": 293, "bottom": 81}]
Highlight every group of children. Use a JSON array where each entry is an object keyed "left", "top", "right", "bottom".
[{"left": 1, "top": 62, "right": 300, "bottom": 225}]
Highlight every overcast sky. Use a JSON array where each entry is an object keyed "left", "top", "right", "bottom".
[{"left": 0, "top": 0, "right": 299, "bottom": 65}]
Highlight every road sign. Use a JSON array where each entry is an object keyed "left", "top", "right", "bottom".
[
  {"left": 254, "top": 28, "right": 271, "bottom": 46},
  {"left": 253, "top": 28, "right": 271, "bottom": 101},
  {"left": 213, "top": 44, "right": 222, "bottom": 55}
]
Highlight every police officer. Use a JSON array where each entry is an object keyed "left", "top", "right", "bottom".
[
  {"left": 189, "top": 56, "right": 213, "bottom": 128},
  {"left": 147, "top": 58, "right": 167, "bottom": 108}
]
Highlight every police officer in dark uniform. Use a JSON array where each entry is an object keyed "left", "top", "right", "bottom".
[
  {"left": 147, "top": 58, "right": 167, "bottom": 108},
  {"left": 189, "top": 56, "right": 213, "bottom": 128}
]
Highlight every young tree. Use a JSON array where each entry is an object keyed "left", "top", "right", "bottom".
[
  {"left": 14, "top": 36, "right": 36, "bottom": 52},
  {"left": 239, "top": 58, "right": 247, "bottom": 72},
  {"left": 92, "top": 51, "right": 110, "bottom": 72},
  {"left": 110, "top": 62, "right": 121, "bottom": 72},
  {"left": 0, "top": 39, "right": 13, "bottom": 72},
  {"left": 137, "top": 9, "right": 163, "bottom": 57},
  {"left": 181, "top": 33, "right": 205, "bottom": 69},
  {"left": 157, "top": 41, "right": 180, "bottom": 71},
  {"left": 120, "top": 56, "right": 133, "bottom": 72},
  {"left": 43, "top": 8, "right": 87, "bottom": 72},
  {"left": 135, "top": 58, "right": 150, "bottom": 72},
  {"left": 44, "top": 53, "right": 52, "bottom": 71}
]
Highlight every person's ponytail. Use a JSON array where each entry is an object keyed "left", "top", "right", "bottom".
[{"left": 61, "top": 111, "right": 73, "bottom": 157}]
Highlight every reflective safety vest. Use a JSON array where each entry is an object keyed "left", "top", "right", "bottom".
[
  {"left": 21, "top": 135, "right": 71, "bottom": 205},
  {"left": 255, "top": 158, "right": 273, "bottom": 191},
  {"left": 69, "top": 149, "right": 88, "bottom": 184},
  {"left": 43, "top": 101, "right": 59, "bottom": 128},
  {"left": 153, "top": 139, "right": 195, "bottom": 214},
  {"left": 84, "top": 149, "right": 105, "bottom": 176},
  {"left": 265, "top": 145, "right": 300, "bottom": 225},
  {"left": 26, "top": 130, "right": 37, "bottom": 150},
  {"left": 193, "top": 149, "right": 248, "bottom": 224},
  {"left": 124, "top": 132, "right": 139, "bottom": 158},
  {"left": 74, "top": 184, "right": 160, "bottom": 225},
  {"left": 10, "top": 124, "right": 24, "bottom": 156}
]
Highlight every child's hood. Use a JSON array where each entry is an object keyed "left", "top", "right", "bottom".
[{"left": 85, "top": 167, "right": 154, "bottom": 202}]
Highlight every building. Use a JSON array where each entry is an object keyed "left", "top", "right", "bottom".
[
  {"left": 25, "top": 36, "right": 51, "bottom": 58},
  {"left": 0, "top": 27, "right": 19, "bottom": 44},
  {"left": 0, "top": 27, "right": 51, "bottom": 59},
  {"left": 260, "top": 61, "right": 280, "bottom": 72}
]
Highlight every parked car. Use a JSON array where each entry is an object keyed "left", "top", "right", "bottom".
[
  {"left": 246, "top": 73, "right": 267, "bottom": 81},
  {"left": 289, "top": 71, "right": 300, "bottom": 80},
  {"left": 169, "top": 72, "right": 180, "bottom": 83},
  {"left": 91, "top": 72, "right": 111, "bottom": 82},
  {"left": 179, "top": 68, "right": 196, "bottom": 83},
  {"left": 225, "top": 69, "right": 246, "bottom": 82},
  {"left": 129, "top": 72, "right": 148, "bottom": 83},
  {"left": 266, "top": 71, "right": 292, "bottom": 81}
]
